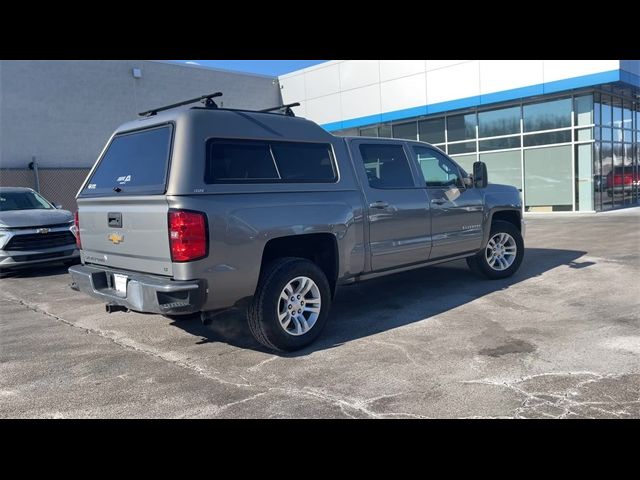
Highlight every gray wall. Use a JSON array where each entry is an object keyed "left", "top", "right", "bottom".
[{"left": 0, "top": 60, "right": 282, "bottom": 169}]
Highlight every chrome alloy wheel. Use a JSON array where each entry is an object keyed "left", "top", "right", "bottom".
[
  {"left": 485, "top": 232, "right": 517, "bottom": 271},
  {"left": 277, "top": 276, "right": 322, "bottom": 336}
]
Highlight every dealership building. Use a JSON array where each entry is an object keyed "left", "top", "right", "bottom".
[
  {"left": 0, "top": 60, "right": 281, "bottom": 210},
  {"left": 1, "top": 59, "right": 639, "bottom": 213},
  {"left": 280, "top": 60, "right": 640, "bottom": 212}
]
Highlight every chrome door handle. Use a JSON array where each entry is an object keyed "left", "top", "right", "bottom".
[
  {"left": 431, "top": 199, "right": 447, "bottom": 205},
  {"left": 369, "top": 201, "right": 390, "bottom": 209}
]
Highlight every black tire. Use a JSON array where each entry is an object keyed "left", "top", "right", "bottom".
[
  {"left": 248, "top": 257, "right": 331, "bottom": 352},
  {"left": 466, "top": 220, "right": 524, "bottom": 280}
]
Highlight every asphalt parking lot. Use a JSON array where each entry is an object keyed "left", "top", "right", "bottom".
[{"left": 1, "top": 208, "right": 639, "bottom": 418}]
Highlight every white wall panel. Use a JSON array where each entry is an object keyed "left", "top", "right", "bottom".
[
  {"left": 379, "top": 60, "right": 425, "bottom": 82},
  {"left": 480, "top": 60, "right": 544, "bottom": 94},
  {"left": 339, "top": 60, "right": 380, "bottom": 91},
  {"left": 279, "top": 74, "right": 305, "bottom": 105},
  {"left": 290, "top": 100, "right": 306, "bottom": 118},
  {"left": 340, "top": 84, "right": 381, "bottom": 120},
  {"left": 543, "top": 60, "right": 619, "bottom": 83},
  {"left": 278, "top": 59, "right": 630, "bottom": 126},
  {"left": 380, "top": 73, "right": 427, "bottom": 112},
  {"left": 304, "top": 63, "right": 341, "bottom": 99},
  {"left": 426, "top": 60, "right": 471, "bottom": 71},
  {"left": 426, "top": 61, "right": 480, "bottom": 104},
  {"left": 305, "top": 94, "right": 341, "bottom": 124}
]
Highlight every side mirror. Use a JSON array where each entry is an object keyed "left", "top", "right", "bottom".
[
  {"left": 462, "top": 176, "right": 473, "bottom": 188},
  {"left": 54, "top": 203, "right": 62, "bottom": 209},
  {"left": 473, "top": 161, "right": 488, "bottom": 189}
]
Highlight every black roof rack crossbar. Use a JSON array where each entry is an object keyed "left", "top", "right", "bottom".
[
  {"left": 259, "top": 102, "right": 300, "bottom": 117},
  {"left": 138, "top": 92, "right": 223, "bottom": 117}
]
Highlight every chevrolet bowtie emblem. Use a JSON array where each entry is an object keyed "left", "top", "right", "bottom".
[{"left": 108, "top": 233, "right": 124, "bottom": 244}]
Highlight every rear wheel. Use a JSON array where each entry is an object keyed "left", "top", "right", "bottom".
[
  {"left": 466, "top": 220, "right": 524, "bottom": 279},
  {"left": 248, "top": 257, "right": 331, "bottom": 351}
]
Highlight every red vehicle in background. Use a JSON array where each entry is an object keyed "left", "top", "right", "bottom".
[{"left": 606, "top": 167, "right": 640, "bottom": 197}]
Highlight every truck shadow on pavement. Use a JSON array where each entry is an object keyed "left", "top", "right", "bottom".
[
  {"left": 0, "top": 262, "right": 74, "bottom": 279},
  {"left": 171, "top": 247, "right": 589, "bottom": 355}
]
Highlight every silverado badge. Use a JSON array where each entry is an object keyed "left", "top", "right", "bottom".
[{"left": 108, "top": 233, "right": 124, "bottom": 244}]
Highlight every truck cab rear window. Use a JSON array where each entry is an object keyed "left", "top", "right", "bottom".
[
  {"left": 205, "top": 139, "right": 337, "bottom": 183},
  {"left": 81, "top": 125, "right": 173, "bottom": 196}
]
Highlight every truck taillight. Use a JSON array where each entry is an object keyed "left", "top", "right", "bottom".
[
  {"left": 74, "top": 211, "right": 82, "bottom": 249},
  {"left": 168, "top": 210, "right": 208, "bottom": 262}
]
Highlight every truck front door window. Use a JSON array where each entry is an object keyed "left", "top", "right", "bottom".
[{"left": 412, "top": 147, "right": 463, "bottom": 188}]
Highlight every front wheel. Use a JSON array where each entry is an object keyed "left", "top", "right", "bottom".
[
  {"left": 466, "top": 220, "right": 524, "bottom": 279},
  {"left": 248, "top": 257, "right": 331, "bottom": 352}
]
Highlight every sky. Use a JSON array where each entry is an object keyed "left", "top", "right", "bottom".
[{"left": 173, "top": 60, "right": 326, "bottom": 77}]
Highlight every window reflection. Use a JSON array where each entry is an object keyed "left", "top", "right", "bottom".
[
  {"left": 418, "top": 118, "right": 445, "bottom": 144},
  {"left": 393, "top": 122, "right": 417, "bottom": 140},
  {"left": 523, "top": 97, "right": 572, "bottom": 132},
  {"left": 447, "top": 113, "right": 476, "bottom": 142},
  {"left": 524, "top": 145, "right": 573, "bottom": 212},
  {"left": 479, "top": 106, "right": 520, "bottom": 137}
]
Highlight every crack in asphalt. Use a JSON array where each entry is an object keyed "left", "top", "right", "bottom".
[
  {"left": 2, "top": 295, "right": 256, "bottom": 389},
  {"left": 462, "top": 372, "right": 640, "bottom": 419},
  {"left": 1, "top": 294, "right": 413, "bottom": 418}
]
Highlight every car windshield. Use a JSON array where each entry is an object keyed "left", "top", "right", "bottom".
[{"left": 0, "top": 191, "right": 54, "bottom": 211}]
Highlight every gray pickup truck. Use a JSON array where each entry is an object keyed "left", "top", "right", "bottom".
[{"left": 69, "top": 94, "right": 524, "bottom": 351}]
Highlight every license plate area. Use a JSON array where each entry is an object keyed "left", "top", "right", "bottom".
[{"left": 111, "top": 273, "right": 128, "bottom": 296}]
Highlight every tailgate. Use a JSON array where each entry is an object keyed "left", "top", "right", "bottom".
[
  {"left": 78, "top": 196, "right": 172, "bottom": 276},
  {"left": 76, "top": 124, "right": 175, "bottom": 276}
]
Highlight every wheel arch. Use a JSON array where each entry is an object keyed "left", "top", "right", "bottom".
[{"left": 259, "top": 233, "right": 339, "bottom": 297}]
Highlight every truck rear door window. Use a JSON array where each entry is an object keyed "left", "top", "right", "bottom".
[
  {"left": 81, "top": 125, "right": 173, "bottom": 196},
  {"left": 205, "top": 139, "right": 337, "bottom": 183},
  {"left": 359, "top": 144, "right": 415, "bottom": 189}
]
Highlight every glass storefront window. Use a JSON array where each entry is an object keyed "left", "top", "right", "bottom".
[
  {"left": 602, "top": 127, "right": 613, "bottom": 142},
  {"left": 601, "top": 95, "right": 612, "bottom": 127},
  {"left": 447, "top": 113, "right": 476, "bottom": 142},
  {"left": 523, "top": 130, "right": 572, "bottom": 147},
  {"left": 575, "top": 144, "right": 594, "bottom": 211},
  {"left": 333, "top": 127, "right": 359, "bottom": 137},
  {"left": 594, "top": 93, "right": 601, "bottom": 125},
  {"left": 613, "top": 129, "right": 623, "bottom": 142},
  {"left": 612, "top": 97, "right": 623, "bottom": 129},
  {"left": 612, "top": 142, "right": 624, "bottom": 207},
  {"left": 523, "top": 97, "right": 572, "bottom": 132},
  {"left": 450, "top": 154, "right": 476, "bottom": 174},
  {"left": 478, "top": 106, "right": 520, "bottom": 137},
  {"left": 479, "top": 136, "right": 521, "bottom": 151},
  {"left": 575, "top": 95, "right": 593, "bottom": 126},
  {"left": 392, "top": 122, "right": 416, "bottom": 140},
  {"left": 418, "top": 117, "right": 445, "bottom": 144},
  {"left": 360, "top": 127, "right": 378, "bottom": 137},
  {"left": 575, "top": 128, "right": 593, "bottom": 142},
  {"left": 524, "top": 145, "right": 573, "bottom": 211},
  {"left": 448, "top": 141, "right": 476, "bottom": 155},
  {"left": 594, "top": 142, "right": 602, "bottom": 211},
  {"left": 480, "top": 151, "right": 522, "bottom": 190},
  {"left": 379, "top": 125, "right": 392, "bottom": 139},
  {"left": 623, "top": 102, "right": 633, "bottom": 129},
  {"left": 601, "top": 142, "right": 613, "bottom": 210}
]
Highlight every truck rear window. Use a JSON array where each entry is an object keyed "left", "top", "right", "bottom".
[
  {"left": 205, "top": 139, "right": 337, "bottom": 183},
  {"left": 81, "top": 125, "right": 173, "bottom": 196}
]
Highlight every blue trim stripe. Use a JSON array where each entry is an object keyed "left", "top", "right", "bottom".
[{"left": 321, "top": 69, "right": 631, "bottom": 132}]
